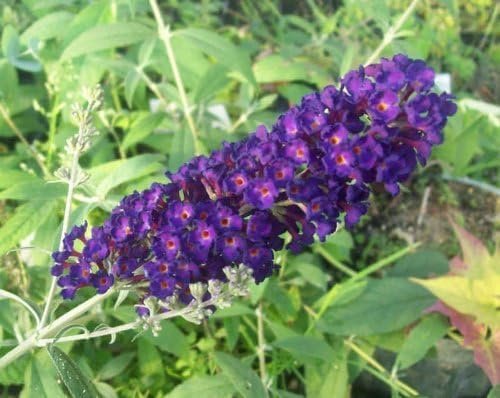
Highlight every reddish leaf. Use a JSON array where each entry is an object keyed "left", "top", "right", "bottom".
[{"left": 430, "top": 301, "right": 500, "bottom": 385}]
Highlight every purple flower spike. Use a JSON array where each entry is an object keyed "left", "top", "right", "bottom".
[{"left": 51, "top": 54, "right": 456, "bottom": 311}]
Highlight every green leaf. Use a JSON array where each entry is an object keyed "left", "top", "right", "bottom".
[
  {"left": 95, "top": 382, "right": 117, "bottom": 398},
  {"left": 138, "top": 338, "right": 163, "bottom": 377},
  {"left": 214, "top": 352, "right": 266, "bottom": 398},
  {"left": 194, "top": 64, "right": 230, "bottom": 103},
  {"left": 22, "top": 351, "right": 66, "bottom": 398},
  {"left": 123, "top": 68, "right": 142, "bottom": 108},
  {"left": 297, "top": 263, "right": 328, "bottom": 290},
  {"left": 0, "top": 200, "right": 57, "bottom": 256},
  {"left": 97, "top": 353, "right": 135, "bottom": 381},
  {"left": 123, "top": 112, "right": 165, "bottom": 150},
  {"left": 488, "top": 385, "right": 500, "bottom": 398},
  {"left": 0, "top": 170, "right": 37, "bottom": 189},
  {"left": 143, "top": 322, "right": 189, "bottom": 358},
  {"left": 386, "top": 249, "right": 449, "bottom": 278},
  {"left": 20, "top": 11, "right": 74, "bottom": 43},
  {"left": 319, "top": 278, "right": 435, "bottom": 336},
  {"left": 396, "top": 314, "right": 449, "bottom": 369},
  {"left": 305, "top": 338, "right": 348, "bottom": 398},
  {"left": 212, "top": 302, "right": 254, "bottom": 318},
  {"left": 253, "top": 55, "right": 310, "bottom": 83},
  {"left": 320, "top": 229, "right": 354, "bottom": 263},
  {"left": 174, "top": 28, "right": 256, "bottom": 89},
  {"left": 0, "top": 181, "right": 66, "bottom": 201},
  {"left": 46, "top": 346, "right": 100, "bottom": 398},
  {"left": 90, "top": 154, "right": 164, "bottom": 197},
  {"left": 0, "top": 353, "right": 29, "bottom": 385},
  {"left": 274, "top": 336, "right": 335, "bottom": 362},
  {"left": 61, "top": 22, "right": 153, "bottom": 60},
  {"left": 2, "top": 25, "right": 20, "bottom": 59},
  {"left": 167, "top": 128, "right": 195, "bottom": 171},
  {"left": 166, "top": 375, "right": 236, "bottom": 398}
]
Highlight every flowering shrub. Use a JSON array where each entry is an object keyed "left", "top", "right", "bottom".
[{"left": 51, "top": 54, "right": 456, "bottom": 319}]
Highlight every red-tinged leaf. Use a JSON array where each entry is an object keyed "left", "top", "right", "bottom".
[
  {"left": 450, "top": 220, "right": 490, "bottom": 275},
  {"left": 430, "top": 301, "right": 500, "bottom": 385},
  {"left": 449, "top": 255, "right": 467, "bottom": 275}
]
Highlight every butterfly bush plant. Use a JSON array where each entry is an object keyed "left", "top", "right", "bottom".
[{"left": 0, "top": 54, "right": 456, "bottom": 371}]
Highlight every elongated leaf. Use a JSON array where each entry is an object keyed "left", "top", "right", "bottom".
[
  {"left": 0, "top": 181, "right": 66, "bottom": 201},
  {"left": 144, "top": 322, "right": 189, "bottom": 358},
  {"left": 95, "top": 382, "right": 117, "bottom": 398},
  {"left": 396, "top": 314, "right": 449, "bottom": 369},
  {"left": 97, "top": 353, "right": 135, "bottom": 381},
  {"left": 212, "top": 303, "right": 254, "bottom": 318},
  {"left": 0, "top": 200, "right": 57, "bottom": 255},
  {"left": 22, "top": 351, "right": 66, "bottom": 398},
  {"left": 274, "top": 336, "right": 335, "bottom": 362},
  {"left": 253, "top": 55, "right": 310, "bottom": 83},
  {"left": 138, "top": 338, "right": 163, "bottom": 378},
  {"left": 0, "top": 170, "right": 38, "bottom": 189},
  {"left": 166, "top": 375, "right": 235, "bottom": 398},
  {"left": 61, "top": 23, "right": 153, "bottom": 60},
  {"left": 386, "top": 249, "right": 449, "bottom": 278},
  {"left": 123, "top": 112, "right": 165, "bottom": 149},
  {"left": 305, "top": 339, "right": 348, "bottom": 398},
  {"left": 214, "top": 352, "right": 266, "bottom": 398},
  {"left": 319, "top": 278, "right": 435, "bottom": 336},
  {"left": 21, "top": 11, "right": 74, "bottom": 43},
  {"left": 174, "top": 28, "right": 256, "bottom": 88},
  {"left": 91, "top": 154, "right": 164, "bottom": 196},
  {"left": 46, "top": 346, "right": 100, "bottom": 398},
  {"left": 167, "top": 128, "right": 194, "bottom": 172}
]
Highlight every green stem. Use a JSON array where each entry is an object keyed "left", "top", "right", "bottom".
[
  {"left": 255, "top": 303, "right": 268, "bottom": 391},
  {"left": 348, "top": 242, "right": 421, "bottom": 284},
  {"left": 149, "top": 0, "right": 203, "bottom": 156},
  {"left": 345, "top": 339, "right": 418, "bottom": 397},
  {"left": 364, "top": 0, "right": 420, "bottom": 66},
  {"left": 0, "top": 103, "right": 50, "bottom": 177},
  {"left": 46, "top": 95, "right": 60, "bottom": 169},
  {"left": 315, "top": 245, "right": 357, "bottom": 277}
]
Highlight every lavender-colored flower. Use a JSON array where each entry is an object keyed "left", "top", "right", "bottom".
[{"left": 51, "top": 55, "right": 456, "bottom": 312}]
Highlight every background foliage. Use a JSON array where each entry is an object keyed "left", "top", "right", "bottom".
[{"left": 0, "top": 0, "right": 498, "bottom": 397}]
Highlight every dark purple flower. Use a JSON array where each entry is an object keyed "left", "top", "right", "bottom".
[
  {"left": 91, "top": 271, "right": 114, "bottom": 294},
  {"left": 51, "top": 54, "right": 456, "bottom": 310},
  {"left": 244, "top": 179, "right": 278, "bottom": 210},
  {"left": 368, "top": 90, "right": 400, "bottom": 122}
]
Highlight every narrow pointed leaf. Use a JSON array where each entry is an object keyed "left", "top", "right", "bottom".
[{"left": 46, "top": 346, "right": 100, "bottom": 398}]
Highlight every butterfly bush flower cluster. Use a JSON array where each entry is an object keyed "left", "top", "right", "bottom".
[{"left": 51, "top": 55, "right": 456, "bottom": 318}]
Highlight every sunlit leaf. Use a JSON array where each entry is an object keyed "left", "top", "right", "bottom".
[
  {"left": 0, "top": 200, "right": 57, "bottom": 256},
  {"left": 61, "top": 23, "right": 153, "bottom": 60},
  {"left": 166, "top": 375, "right": 235, "bottom": 398}
]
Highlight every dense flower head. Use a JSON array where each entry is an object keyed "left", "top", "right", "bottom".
[{"left": 51, "top": 55, "right": 456, "bottom": 310}]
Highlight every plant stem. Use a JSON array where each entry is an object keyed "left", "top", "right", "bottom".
[
  {"left": 39, "top": 99, "right": 99, "bottom": 329},
  {"left": 0, "top": 102, "right": 49, "bottom": 177},
  {"left": 345, "top": 339, "right": 419, "bottom": 397},
  {"left": 315, "top": 245, "right": 357, "bottom": 277},
  {"left": 149, "top": 0, "right": 203, "bottom": 155},
  {"left": 0, "top": 288, "right": 114, "bottom": 369},
  {"left": 348, "top": 242, "right": 421, "bottom": 284},
  {"left": 364, "top": 0, "right": 420, "bottom": 66},
  {"left": 255, "top": 303, "right": 268, "bottom": 389},
  {"left": 36, "top": 299, "right": 208, "bottom": 346}
]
